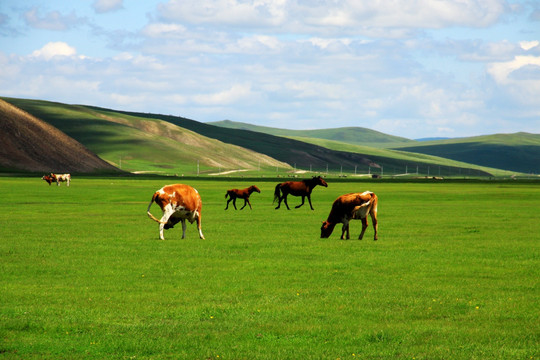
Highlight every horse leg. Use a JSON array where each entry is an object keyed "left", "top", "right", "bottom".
[
  {"left": 232, "top": 198, "right": 238, "bottom": 210},
  {"left": 241, "top": 198, "right": 250, "bottom": 210},
  {"left": 246, "top": 198, "right": 253, "bottom": 210},
  {"left": 283, "top": 194, "right": 291, "bottom": 210},
  {"left": 307, "top": 194, "right": 314, "bottom": 210},
  {"left": 225, "top": 197, "right": 232, "bottom": 210},
  {"left": 295, "top": 196, "right": 305, "bottom": 209}
]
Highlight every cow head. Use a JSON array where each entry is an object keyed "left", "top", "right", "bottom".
[
  {"left": 41, "top": 175, "right": 52, "bottom": 185},
  {"left": 320, "top": 221, "right": 336, "bottom": 238}
]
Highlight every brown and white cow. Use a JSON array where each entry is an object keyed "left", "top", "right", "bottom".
[
  {"left": 320, "top": 191, "right": 378, "bottom": 240},
  {"left": 41, "top": 175, "right": 54, "bottom": 185},
  {"left": 147, "top": 184, "right": 204, "bottom": 240},
  {"left": 51, "top": 173, "right": 71, "bottom": 186}
]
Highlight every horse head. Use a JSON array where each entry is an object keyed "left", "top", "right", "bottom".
[
  {"left": 250, "top": 185, "right": 261, "bottom": 193},
  {"left": 314, "top": 176, "right": 328, "bottom": 187}
]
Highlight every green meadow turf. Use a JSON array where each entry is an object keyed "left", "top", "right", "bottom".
[{"left": 1, "top": 176, "right": 538, "bottom": 359}]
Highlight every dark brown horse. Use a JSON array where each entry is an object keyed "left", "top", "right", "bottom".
[
  {"left": 225, "top": 185, "right": 261, "bottom": 210},
  {"left": 274, "top": 176, "right": 328, "bottom": 210}
]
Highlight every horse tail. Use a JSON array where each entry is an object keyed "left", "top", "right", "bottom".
[
  {"left": 147, "top": 192, "right": 166, "bottom": 224},
  {"left": 273, "top": 183, "right": 281, "bottom": 204}
]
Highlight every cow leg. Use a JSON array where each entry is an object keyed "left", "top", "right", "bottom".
[
  {"left": 181, "top": 219, "right": 187, "bottom": 239},
  {"left": 358, "top": 217, "right": 368, "bottom": 240},
  {"left": 295, "top": 196, "right": 305, "bottom": 208},
  {"left": 341, "top": 220, "right": 350, "bottom": 239},
  {"left": 371, "top": 212, "right": 378, "bottom": 241},
  {"left": 158, "top": 207, "right": 175, "bottom": 240},
  {"left": 196, "top": 214, "right": 205, "bottom": 239}
]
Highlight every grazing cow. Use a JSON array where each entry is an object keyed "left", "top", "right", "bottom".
[
  {"left": 321, "top": 191, "right": 378, "bottom": 240},
  {"left": 41, "top": 175, "right": 54, "bottom": 185},
  {"left": 274, "top": 176, "right": 328, "bottom": 210},
  {"left": 225, "top": 185, "right": 261, "bottom": 210},
  {"left": 147, "top": 184, "right": 204, "bottom": 240},
  {"left": 51, "top": 173, "right": 71, "bottom": 186}
]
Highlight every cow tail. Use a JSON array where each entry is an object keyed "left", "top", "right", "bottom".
[
  {"left": 273, "top": 183, "right": 281, "bottom": 204},
  {"left": 147, "top": 192, "right": 166, "bottom": 224}
]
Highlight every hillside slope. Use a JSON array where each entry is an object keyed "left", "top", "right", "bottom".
[
  {"left": 108, "top": 110, "right": 492, "bottom": 177},
  {"left": 0, "top": 99, "right": 120, "bottom": 173},
  {"left": 1, "top": 98, "right": 291, "bottom": 175},
  {"left": 2, "top": 97, "right": 495, "bottom": 177},
  {"left": 210, "top": 120, "right": 415, "bottom": 148},
  {"left": 394, "top": 133, "right": 540, "bottom": 174}
]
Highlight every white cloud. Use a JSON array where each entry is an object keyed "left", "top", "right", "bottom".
[
  {"left": 31, "top": 42, "right": 78, "bottom": 60},
  {"left": 24, "top": 7, "right": 82, "bottom": 31},
  {"left": 93, "top": 0, "right": 124, "bottom": 14},
  {"left": 156, "top": 0, "right": 508, "bottom": 37},
  {"left": 192, "top": 83, "right": 253, "bottom": 105},
  {"left": 520, "top": 40, "right": 539, "bottom": 51},
  {"left": 487, "top": 55, "right": 540, "bottom": 84}
]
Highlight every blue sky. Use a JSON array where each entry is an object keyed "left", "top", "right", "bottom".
[{"left": 1, "top": 0, "right": 539, "bottom": 139}]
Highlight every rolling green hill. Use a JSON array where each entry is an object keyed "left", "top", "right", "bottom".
[
  {"left": 2, "top": 97, "right": 523, "bottom": 177},
  {"left": 1, "top": 97, "right": 291, "bottom": 175},
  {"left": 394, "top": 133, "right": 540, "bottom": 174},
  {"left": 100, "top": 108, "right": 495, "bottom": 177},
  {"left": 212, "top": 120, "right": 539, "bottom": 176},
  {"left": 210, "top": 120, "right": 415, "bottom": 148},
  {"left": 286, "top": 136, "right": 516, "bottom": 177}
]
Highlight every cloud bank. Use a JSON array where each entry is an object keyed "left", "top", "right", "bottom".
[{"left": 0, "top": 0, "right": 539, "bottom": 138}]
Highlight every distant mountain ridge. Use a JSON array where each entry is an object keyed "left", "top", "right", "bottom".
[
  {"left": 394, "top": 132, "right": 540, "bottom": 174},
  {"left": 210, "top": 120, "right": 415, "bottom": 148}
]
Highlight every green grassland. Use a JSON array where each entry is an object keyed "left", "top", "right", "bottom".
[{"left": 1, "top": 176, "right": 538, "bottom": 359}]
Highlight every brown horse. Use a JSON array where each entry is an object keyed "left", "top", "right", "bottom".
[
  {"left": 225, "top": 185, "right": 261, "bottom": 210},
  {"left": 274, "top": 176, "right": 328, "bottom": 210}
]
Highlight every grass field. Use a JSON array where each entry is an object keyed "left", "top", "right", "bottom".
[{"left": 1, "top": 176, "right": 538, "bottom": 359}]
